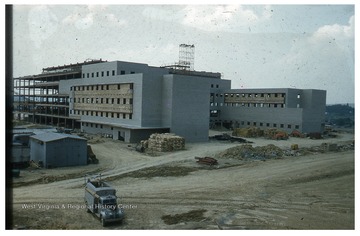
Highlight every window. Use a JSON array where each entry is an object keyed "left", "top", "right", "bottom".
[
  {"left": 295, "top": 125, "right": 300, "bottom": 129},
  {"left": 100, "top": 98, "right": 103, "bottom": 103},
  {"left": 129, "top": 98, "right": 133, "bottom": 105},
  {"left": 96, "top": 111, "right": 98, "bottom": 116},
  {"left": 91, "top": 73, "right": 94, "bottom": 78},
  {"left": 106, "top": 85, "right": 109, "bottom": 90},
  {"left": 266, "top": 123, "right": 270, "bottom": 127},
  {"left": 130, "top": 83, "right": 133, "bottom": 89},
  {"left": 297, "top": 94, "right": 301, "bottom": 99},
  {"left": 129, "top": 114, "right": 132, "bottom": 119},
  {"left": 242, "top": 94, "right": 245, "bottom": 97},
  {"left": 106, "top": 98, "right": 109, "bottom": 104},
  {"left": 111, "top": 98, "right": 114, "bottom": 104},
  {"left": 211, "top": 84, "right": 214, "bottom": 88},
  {"left": 101, "top": 85, "right": 104, "bottom": 90},
  {"left": 121, "top": 70, "right": 125, "bottom": 75},
  {"left": 248, "top": 94, "right": 252, "bottom": 97},
  {"left": 261, "top": 93, "right": 264, "bottom": 97},
  {"left": 216, "top": 85, "right": 219, "bottom": 88},
  {"left": 100, "top": 125, "right": 103, "bottom": 129},
  {"left": 91, "top": 111, "right": 93, "bottom": 116},
  {"left": 86, "top": 111, "right": 89, "bottom": 115},
  {"left": 112, "top": 70, "right": 115, "bottom": 76},
  {"left": 297, "top": 104, "right": 300, "bottom": 108},
  {"left": 82, "top": 111, "right": 84, "bottom": 115},
  {"left": 70, "top": 87, "right": 73, "bottom": 91},
  {"left": 90, "top": 123, "right": 93, "bottom": 127},
  {"left": 101, "top": 71, "right": 104, "bottom": 77},
  {"left": 86, "top": 123, "right": 88, "bottom": 127},
  {"left": 255, "top": 94, "right": 258, "bottom": 97},
  {"left": 123, "top": 98, "right": 126, "bottom": 104},
  {"left": 96, "top": 85, "right": 98, "bottom": 90},
  {"left": 267, "top": 94, "right": 271, "bottom": 98},
  {"left": 96, "top": 72, "right": 99, "bottom": 77},
  {"left": 118, "top": 84, "right": 120, "bottom": 89},
  {"left": 117, "top": 113, "right": 120, "bottom": 118},
  {"left": 288, "top": 124, "right": 292, "bottom": 129},
  {"left": 274, "top": 104, "right": 277, "bottom": 108},
  {"left": 101, "top": 112, "right": 103, "bottom": 117},
  {"left": 130, "top": 71, "right": 135, "bottom": 74},
  {"left": 111, "top": 113, "right": 114, "bottom": 118},
  {"left": 82, "top": 73, "right": 85, "bottom": 78},
  {"left": 87, "top": 86, "right": 89, "bottom": 90},
  {"left": 247, "top": 122, "right": 250, "bottom": 125},
  {"left": 87, "top": 73, "right": 89, "bottom": 78},
  {"left": 95, "top": 124, "right": 98, "bottom": 128},
  {"left": 260, "top": 123, "right": 263, "bottom": 127},
  {"left": 273, "top": 124, "right": 277, "bottom": 128},
  {"left": 253, "top": 122, "right": 256, "bottom": 126},
  {"left": 280, "top": 124, "right": 284, "bottom": 128},
  {"left": 107, "top": 71, "right": 110, "bottom": 76},
  {"left": 123, "top": 113, "right": 126, "bottom": 119},
  {"left": 275, "top": 93, "right": 278, "bottom": 97}
]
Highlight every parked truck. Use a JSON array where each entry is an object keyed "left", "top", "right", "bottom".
[{"left": 84, "top": 177, "right": 125, "bottom": 226}]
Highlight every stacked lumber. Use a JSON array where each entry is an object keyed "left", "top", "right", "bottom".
[{"left": 147, "top": 133, "right": 185, "bottom": 152}]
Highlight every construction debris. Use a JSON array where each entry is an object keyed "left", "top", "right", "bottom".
[
  {"left": 290, "top": 130, "right": 305, "bottom": 138},
  {"left": 264, "top": 129, "right": 289, "bottom": 140},
  {"left": 216, "top": 144, "right": 283, "bottom": 161},
  {"left": 195, "top": 157, "right": 218, "bottom": 165},
  {"left": 87, "top": 145, "right": 99, "bottom": 164},
  {"left": 232, "top": 127, "right": 263, "bottom": 138},
  {"left": 142, "top": 133, "right": 185, "bottom": 152},
  {"left": 209, "top": 133, "right": 251, "bottom": 143}
]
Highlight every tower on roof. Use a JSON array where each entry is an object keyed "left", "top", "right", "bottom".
[{"left": 178, "top": 44, "right": 195, "bottom": 71}]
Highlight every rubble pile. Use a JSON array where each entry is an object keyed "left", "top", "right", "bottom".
[
  {"left": 144, "top": 133, "right": 185, "bottom": 152},
  {"left": 264, "top": 129, "right": 289, "bottom": 140},
  {"left": 232, "top": 127, "right": 264, "bottom": 138},
  {"left": 216, "top": 144, "right": 283, "bottom": 160}
]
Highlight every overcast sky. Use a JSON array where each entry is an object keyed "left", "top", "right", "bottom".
[{"left": 12, "top": 4, "right": 355, "bottom": 104}]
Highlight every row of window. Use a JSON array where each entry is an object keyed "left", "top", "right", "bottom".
[
  {"left": 71, "top": 109, "right": 133, "bottom": 119},
  {"left": 210, "top": 102, "right": 286, "bottom": 108},
  {"left": 82, "top": 122, "right": 104, "bottom": 129},
  {"left": 215, "top": 120, "right": 300, "bottom": 129},
  {"left": 82, "top": 70, "right": 135, "bottom": 78},
  {"left": 72, "top": 97, "right": 133, "bottom": 105},
  {"left": 210, "top": 84, "right": 220, "bottom": 88},
  {"left": 223, "top": 93, "right": 286, "bottom": 98},
  {"left": 71, "top": 83, "right": 133, "bottom": 91}
]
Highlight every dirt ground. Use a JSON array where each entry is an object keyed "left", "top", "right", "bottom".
[{"left": 10, "top": 130, "right": 355, "bottom": 230}]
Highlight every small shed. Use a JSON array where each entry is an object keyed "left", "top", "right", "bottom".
[{"left": 30, "top": 132, "right": 87, "bottom": 168}]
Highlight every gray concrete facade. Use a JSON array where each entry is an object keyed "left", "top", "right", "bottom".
[{"left": 211, "top": 88, "right": 326, "bottom": 133}]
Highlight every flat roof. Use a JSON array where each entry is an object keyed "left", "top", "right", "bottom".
[{"left": 30, "top": 132, "right": 87, "bottom": 142}]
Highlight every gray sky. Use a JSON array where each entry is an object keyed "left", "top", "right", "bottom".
[{"left": 12, "top": 4, "right": 355, "bottom": 104}]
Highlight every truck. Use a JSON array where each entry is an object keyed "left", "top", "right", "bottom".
[{"left": 84, "top": 177, "right": 125, "bottom": 226}]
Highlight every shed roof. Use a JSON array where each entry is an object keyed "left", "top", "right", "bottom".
[{"left": 30, "top": 132, "right": 87, "bottom": 143}]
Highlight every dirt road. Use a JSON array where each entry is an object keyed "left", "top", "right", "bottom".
[{"left": 10, "top": 132, "right": 354, "bottom": 229}]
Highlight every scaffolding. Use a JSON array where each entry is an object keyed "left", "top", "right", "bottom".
[
  {"left": 161, "top": 44, "right": 195, "bottom": 72},
  {"left": 178, "top": 44, "right": 195, "bottom": 71}
]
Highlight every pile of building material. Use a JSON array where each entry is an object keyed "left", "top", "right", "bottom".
[
  {"left": 141, "top": 133, "right": 185, "bottom": 152},
  {"left": 264, "top": 129, "right": 289, "bottom": 140},
  {"left": 216, "top": 144, "right": 283, "bottom": 160},
  {"left": 87, "top": 145, "right": 99, "bottom": 164},
  {"left": 232, "top": 127, "right": 264, "bottom": 138},
  {"left": 290, "top": 130, "right": 305, "bottom": 138}
]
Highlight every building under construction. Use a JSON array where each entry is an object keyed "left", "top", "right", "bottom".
[{"left": 14, "top": 56, "right": 326, "bottom": 142}]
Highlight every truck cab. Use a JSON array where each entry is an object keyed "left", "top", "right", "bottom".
[{"left": 84, "top": 178, "right": 125, "bottom": 226}]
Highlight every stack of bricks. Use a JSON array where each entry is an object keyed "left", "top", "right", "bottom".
[{"left": 147, "top": 133, "right": 185, "bottom": 152}]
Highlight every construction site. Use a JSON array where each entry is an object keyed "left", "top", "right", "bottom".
[
  {"left": 10, "top": 122, "right": 354, "bottom": 229},
  {"left": 10, "top": 45, "right": 353, "bottom": 230}
]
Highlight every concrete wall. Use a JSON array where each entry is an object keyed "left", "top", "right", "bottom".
[
  {"left": 30, "top": 139, "right": 46, "bottom": 165},
  {"left": 164, "top": 74, "right": 221, "bottom": 142}
]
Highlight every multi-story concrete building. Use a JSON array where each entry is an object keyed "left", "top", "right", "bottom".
[
  {"left": 209, "top": 88, "right": 326, "bottom": 133},
  {"left": 14, "top": 59, "right": 326, "bottom": 143}
]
